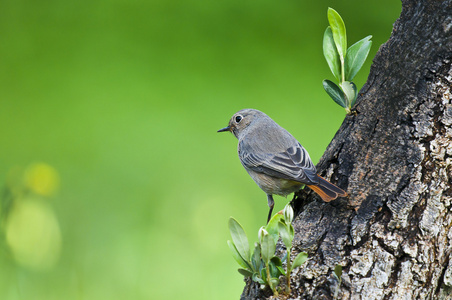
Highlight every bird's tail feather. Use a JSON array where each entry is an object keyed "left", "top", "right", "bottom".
[{"left": 307, "top": 175, "right": 347, "bottom": 202}]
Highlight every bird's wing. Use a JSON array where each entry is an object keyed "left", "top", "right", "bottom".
[{"left": 239, "top": 141, "right": 318, "bottom": 184}]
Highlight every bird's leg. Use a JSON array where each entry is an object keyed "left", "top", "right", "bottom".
[{"left": 266, "top": 194, "right": 274, "bottom": 224}]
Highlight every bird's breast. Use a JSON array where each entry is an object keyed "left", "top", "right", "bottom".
[{"left": 245, "top": 169, "right": 302, "bottom": 196}]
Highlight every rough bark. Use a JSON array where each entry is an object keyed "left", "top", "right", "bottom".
[{"left": 241, "top": 0, "right": 452, "bottom": 299}]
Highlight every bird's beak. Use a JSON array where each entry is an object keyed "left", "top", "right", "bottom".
[{"left": 217, "top": 126, "right": 231, "bottom": 133}]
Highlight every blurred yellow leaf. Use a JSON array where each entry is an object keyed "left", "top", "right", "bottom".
[
  {"left": 5, "top": 198, "right": 62, "bottom": 271},
  {"left": 24, "top": 163, "right": 60, "bottom": 197}
]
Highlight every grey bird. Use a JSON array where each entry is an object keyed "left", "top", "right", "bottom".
[{"left": 218, "top": 108, "right": 347, "bottom": 223}]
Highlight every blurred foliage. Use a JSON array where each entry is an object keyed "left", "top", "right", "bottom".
[
  {"left": 1, "top": 163, "right": 61, "bottom": 271},
  {"left": 24, "top": 163, "right": 60, "bottom": 197},
  {"left": 0, "top": 0, "right": 400, "bottom": 299}
]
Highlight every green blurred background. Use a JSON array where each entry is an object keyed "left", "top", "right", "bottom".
[{"left": 0, "top": 0, "right": 400, "bottom": 299}]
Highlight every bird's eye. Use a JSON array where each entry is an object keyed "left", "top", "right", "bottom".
[{"left": 235, "top": 115, "right": 243, "bottom": 123}]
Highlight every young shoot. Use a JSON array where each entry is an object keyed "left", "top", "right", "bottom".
[{"left": 323, "top": 7, "right": 372, "bottom": 114}]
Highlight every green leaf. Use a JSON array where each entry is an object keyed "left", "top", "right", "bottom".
[
  {"left": 269, "top": 278, "right": 279, "bottom": 291},
  {"left": 270, "top": 256, "right": 282, "bottom": 267},
  {"left": 228, "top": 217, "right": 251, "bottom": 262},
  {"left": 260, "top": 232, "right": 275, "bottom": 264},
  {"left": 345, "top": 36, "right": 372, "bottom": 81},
  {"left": 270, "top": 257, "right": 283, "bottom": 277},
  {"left": 252, "top": 272, "right": 265, "bottom": 284},
  {"left": 323, "top": 79, "right": 346, "bottom": 108},
  {"left": 340, "top": 81, "right": 357, "bottom": 108},
  {"left": 238, "top": 268, "right": 253, "bottom": 277},
  {"left": 265, "top": 213, "right": 283, "bottom": 245},
  {"left": 227, "top": 240, "right": 252, "bottom": 270},
  {"left": 350, "top": 82, "right": 358, "bottom": 107},
  {"left": 276, "top": 265, "right": 286, "bottom": 276},
  {"left": 260, "top": 267, "right": 268, "bottom": 284},
  {"left": 251, "top": 243, "right": 262, "bottom": 272},
  {"left": 323, "top": 27, "right": 341, "bottom": 81},
  {"left": 278, "top": 222, "right": 292, "bottom": 250},
  {"left": 269, "top": 262, "right": 281, "bottom": 278},
  {"left": 334, "top": 264, "right": 343, "bottom": 280},
  {"left": 327, "top": 7, "right": 347, "bottom": 59},
  {"left": 291, "top": 252, "right": 308, "bottom": 271}
]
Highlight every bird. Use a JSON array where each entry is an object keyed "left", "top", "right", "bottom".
[{"left": 218, "top": 108, "right": 347, "bottom": 223}]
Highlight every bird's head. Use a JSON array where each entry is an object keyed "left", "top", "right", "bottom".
[{"left": 217, "top": 109, "right": 265, "bottom": 139}]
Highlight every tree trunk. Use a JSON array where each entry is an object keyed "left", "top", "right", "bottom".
[{"left": 242, "top": 0, "right": 452, "bottom": 299}]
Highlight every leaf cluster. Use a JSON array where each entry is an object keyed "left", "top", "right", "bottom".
[
  {"left": 227, "top": 205, "right": 307, "bottom": 295},
  {"left": 323, "top": 7, "right": 372, "bottom": 114}
]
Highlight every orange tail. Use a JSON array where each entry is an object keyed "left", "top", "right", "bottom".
[{"left": 307, "top": 175, "right": 347, "bottom": 202}]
